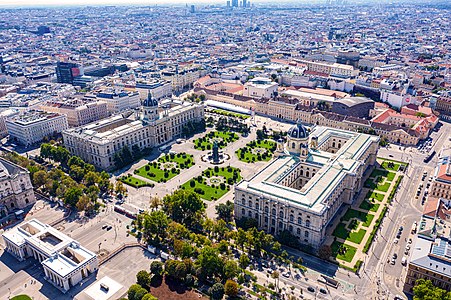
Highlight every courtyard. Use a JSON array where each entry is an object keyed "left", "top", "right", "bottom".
[
  {"left": 134, "top": 152, "right": 194, "bottom": 183},
  {"left": 193, "top": 131, "right": 239, "bottom": 150}
]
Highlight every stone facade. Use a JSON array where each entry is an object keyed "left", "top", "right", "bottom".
[{"left": 234, "top": 124, "right": 379, "bottom": 249}]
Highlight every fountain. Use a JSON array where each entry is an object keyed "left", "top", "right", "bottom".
[{"left": 202, "top": 140, "right": 230, "bottom": 165}]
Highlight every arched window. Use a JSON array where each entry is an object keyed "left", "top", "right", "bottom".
[
  {"left": 292, "top": 142, "right": 296, "bottom": 149},
  {"left": 298, "top": 217, "right": 302, "bottom": 225},
  {"left": 241, "top": 199, "right": 245, "bottom": 205},
  {"left": 305, "top": 230, "right": 309, "bottom": 238},
  {"left": 255, "top": 212, "right": 259, "bottom": 219},
  {"left": 289, "top": 225, "right": 293, "bottom": 232},
  {"left": 265, "top": 206, "right": 269, "bottom": 213},
  {"left": 249, "top": 201, "right": 253, "bottom": 208},
  {"left": 297, "top": 228, "right": 301, "bottom": 235},
  {"left": 338, "top": 143, "right": 341, "bottom": 148},
  {"left": 290, "top": 214, "right": 294, "bottom": 222},
  {"left": 300, "top": 170, "right": 304, "bottom": 176},
  {"left": 306, "top": 171, "right": 310, "bottom": 177},
  {"left": 279, "top": 211, "right": 284, "bottom": 218},
  {"left": 255, "top": 203, "right": 259, "bottom": 210},
  {"left": 332, "top": 142, "right": 336, "bottom": 148},
  {"left": 306, "top": 220, "right": 310, "bottom": 228},
  {"left": 272, "top": 208, "right": 276, "bottom": 215},
  {"left": 279, "top": 221, "right": 284, "bottom": 230},
  {"left": 248, "top": 210, "right": 252, "bottom": 217}
]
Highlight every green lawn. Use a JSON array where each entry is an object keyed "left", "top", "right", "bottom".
[
  {"left": 332, "top": 223, "right": 367, "bottom": 244},
  {"left": 366, "top": 191, "right": 385, "bottom": 202},
  {"left": 211, "top": 109, "right": 250, "bottom": 120},
  {"left": 181, "top": 166, "right": 241, "bottom": 201},
  {"left": 342, "top": 209, "right": 375, "bottom": 227},
  {"left": 381, "top": 161, "right": 400, "bottom": 171},
  {"left": 194, "top": 131, "right": 239, "bottom": 150},
  {"left": 370, "top": 169, "right": 389, "bottom": 178},
  {"left": 135, "top": 153, "right": 194, "bottom": 183},
  {"left": 120, "top": 175, "right": 154, "bottom": 188},
  {"left": 375, "top": 182, "right": 391, "bottom": 192},
  {"left": 236, "top": 139, "right": 276, "bottom": 163},
  {"left": 386, "top": 171, "right": 396, "bottom": 182},
  {"left": 11, "top": 295, "right": 33, "bottom": 300},
  {"left": 359, "top": 200, "right": 380, "bottom": 212},
  {"left": 331, "top": 241, "right": 357, "bottom": 263}
]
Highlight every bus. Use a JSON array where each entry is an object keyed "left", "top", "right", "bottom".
[{"left": 424, "top": 150, "right": 436, "bottom": 163}]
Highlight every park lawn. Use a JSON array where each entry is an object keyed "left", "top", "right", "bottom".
[
  {"left": 332, "top": 223, "right": 349, "bottom": 240},
  {"left": 11, "top": 296, "right": 32, "bottom": 300},
  {"left": 333, "top": 223, "right": 367, "bottom": 244},
  {"left": 182, "top": 166, "right": 241, "bottom": 201},
  {"left": 181, "top": 180, "right": 230, "bottom": 201},
  {"left": 359, "top": 200, "right": 380, "bottom": 212},
  {"left": 381, "top": 161, "right": 400, "bottom": 171},
  {"left": 136, "top": 153, "right": 193, "bottom": 182},
  {"left": 136, "top": 164, "right": 178, "bottom": 182},
  {"left": 375, "top": 182, "right": 391, "bottom": 192},
  {"left": 370, "top": 169, "right": 389, "bottom": 178},
  {"left": 120, "top": 176, "right": 153, "bottom": 188},
  {"left": 212, "top": 109, "right": 250, "bottom": 119},
  {"left": 347, "top": 228, "right": 367, "bottom": 244},
  {"left": 342, "top": 209, "right": 375, "bottom": 227},
  {"left": 386, "top": 171, "right": 396, "bottom": 182},
  {"left": 236, "top": 139, "right": 276, "bottom": 163},
  {"left": 331, "top": 241, "right": 357, "bottom": 263},
  {"left": 366, "top": 191, "right": 385, "bottom": 202},
  {"left": 194, "top": 131, "right": 239, "bottom": 150},
  {"left": 364, "top": 179, "right": 376, "bottom": 189}
]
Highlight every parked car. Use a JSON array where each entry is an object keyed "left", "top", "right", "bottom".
[
  {"left": 307, "top": 286, "right": 315, "bottom": 293},
  {"left": 319, "top": 288, "right": 327, "bottom": 294}
]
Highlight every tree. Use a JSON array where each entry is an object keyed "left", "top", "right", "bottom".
[
  {"left": 136, "top": 270, "right": 151, "bottom": 289},
  {"left": 215, "top": 200, "right": 234, "bottom": 222},
  {"left": 76, "top": 195, "right": 92, "bottom": 211},
  {"left": 197, "top": 246, "right": 223, "bottom": 279},
  {"left": 128, "top": 284, "right": 147, "bottom": 300},
  {"left": 224, "top": 280, "right": 239, "bottom": 297},
  {"left": 238, "top": 254, "right": 250, "bottom": 273},
  {"left": 149, "top": 196, "right": 161, "bottom": 211},
  {"left": 33, "top": 170, "right": 47, "bottom": 188},
  {"left": 140, "top": 210, "right": 169, "bottom": 242},
  {"left": 83, "top": 171, "right": 99, "bottom": 186},
  {"left": 150, "top": 261, "right": 164, "bottom": 278},
  {"left": 115, "top": 181, "right": 127, "bottom": 196},
  {"left": 142, "top": 294, "right": 158, "bottom": 300},
  {"left": 64, "top": 187, "right": 83, "bottom": 207},
  {"left": 163, "top": 190, "right": 205, "bottom": 229},
  {"left": 223, "top": 260, "right": 239, "bottom": 280},
  {"left": 318, "top": 245, "right": 332, "bottom": 260},
  {"left": 271, "top": 270, "right": 280, "bottom": 292},
  {"left": 209, "top": 282, "right": 225, "bottom": 300},
  {"left": 413, "top": 279, "right": 451, "bottom": 300}
]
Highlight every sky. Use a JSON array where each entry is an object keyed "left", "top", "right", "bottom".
[{"left": 0, "top": 0, "right": 324, "bottom": 8}]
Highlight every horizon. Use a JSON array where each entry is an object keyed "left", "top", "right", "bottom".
[{"left": 0, "top": 0, "right": 443, "bottom": 9}]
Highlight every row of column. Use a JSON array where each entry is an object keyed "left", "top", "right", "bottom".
[
  {"left": 4, "top": 240, "right": 25, "bottom": 260},
  {"left": 44, "top": 267, "right": 69, "bottom": 291}
]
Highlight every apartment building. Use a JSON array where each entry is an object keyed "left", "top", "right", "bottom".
[
  {"left": 6, "top": 110, "right": 68, "bottom": 146},
  {"left": 96, "top": 90, "right": 140, "bottom": 114},
  {"left": 39, "top": 99, "right": 108, "bottom": 127}
]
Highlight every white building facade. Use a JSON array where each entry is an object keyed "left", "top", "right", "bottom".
[
  {"left": 5, "top": 110, "right": 68, "bottom": 146},
  {"left": 2, "top": 219, "right": 98, "bottom": 293},
  {"left": 243, "top": 77, "right": 278, "bottom": 99},
  {"left": 96, "top": 90, "right": 141, "bottom": 114},
  {"left": 234, "top": 124, "right": 379, "bottom": 249},
  {"left": 62, "top": 95, "right": 204, "bottom": 170},
  {"left": 40, "top": 100, "right": 109, "bottom": 127},
  {"left": 0, "top": 157, "right": 36, "bottom": 213}
]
